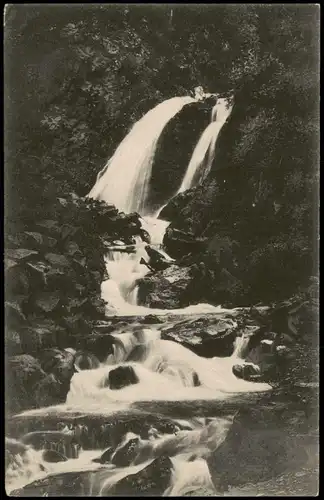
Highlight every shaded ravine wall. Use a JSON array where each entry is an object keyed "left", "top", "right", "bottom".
[{"left": 160, "top": 88, "right": 318, "bottom": 305}]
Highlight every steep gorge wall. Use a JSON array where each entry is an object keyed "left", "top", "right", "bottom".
[
  {"left": 147, "top": 101, "right": 213, "bottom": 211},
  {"left": 160, "top": 86, "right": 318, "bottom": 305}
]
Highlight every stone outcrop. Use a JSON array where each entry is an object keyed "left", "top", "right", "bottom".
[
  {"left": 161, "top": 316, "right": 238, "bottom": 357},
  {"left": 108, "top": 455, "right": 173, "bottom": 496},
  {"left": 207, "top": 404, "right": 318, "bottom": 492},
  {"left": 136, "top": 264, "right": 193, "bottom": 309},
  {"left": 104, "top": 365, "right": 139, "bottom": 390}
]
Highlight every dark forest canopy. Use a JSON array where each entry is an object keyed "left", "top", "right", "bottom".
[
  {"left": 4, "top": 4, "right": 319, "bottom": 305},
  {"left": 5, "top": 4, "right": 319, "bottom": 197}
]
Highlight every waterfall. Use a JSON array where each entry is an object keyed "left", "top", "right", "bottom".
[
  {"left": 177, "top": 98, "right": 232, "bottom": 194},
  {"left": 86, "top": 96, "right": 235, "bottom": 316},
  {"left": 88, "top": 96, "right": 196, "bottom": 215},
  {"left": 87, "top": 95, "right": 235, "bottom": 317}
]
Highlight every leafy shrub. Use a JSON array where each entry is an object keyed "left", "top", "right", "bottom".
[{"left": 5, "top": 193, "right": 143, "bottom": 355}]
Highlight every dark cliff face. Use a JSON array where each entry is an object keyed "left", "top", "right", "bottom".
[
  {"left": 160, "top": 88, "right": 316, "bottom": 305},
  {"left": 146, "top": 101, "right": 213, "bottom": 212}
]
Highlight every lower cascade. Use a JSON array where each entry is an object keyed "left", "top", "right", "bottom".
[{"left": 6, "top": 326, "right": 271, "bottom": 495}]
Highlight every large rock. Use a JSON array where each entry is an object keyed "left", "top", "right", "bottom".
[
  {"left": 5, "top": 328, "right": 22, "bottom": 356},
  {"left": 240, "top": 295, "right": 320, "bottom": 387},
  {"left": 232, "top": 362, "right": 261, "bottom": 381},
  {"left": 9, "top": 471, "right": 93, "bottom": 497},
  {"left": 136, "top": 264, "right": 193, "bottom": 309},
  {"left": 92, "top": 447, "right": 114, "bottom": 464},
  {"left": 161, "top": 316, "right": 238, "bottom": 357},
  {"left": 159, "top": 190, "right": 196, "bottom": 227},
  {"left": 75, "top": 333, "right": 115, "bottom": 362},
  {"left": 34, "top": 373, "right": 72, "bottom": 408},
  {"left": 270, "top": 298, "right": 318, "bottom": 348},
  {"left": 42, "top": 449, "right": 68, "bottom": 463},
  {"left": 145, "top": 244, "right": 173, "bottom": 271},
  {"left": 40, "top": 348, "right": 76, "bottom": 381},
  {"left": 148, "top": 101, "right": 211, "bottom": 210},
  {"left": 6, "top": 355, "right": 47, "bottom": 413},
  {"left": 18, "top": 320, "right": 66, "bottom": 355},
  {"left": 207, "top": 406, "right": 316, "bottom": 491},
  {"left": 162, "top": 227, "right": 207, "bottom": 260},
  {"left": 111, "top": 436, "right": 141, "bottom": 467},
  {"left": 108, "top": 455, "right": 173, "bottom": 496},
  {"left": 105, "top": 365, "right": 139, "bottom": 390},
  {"left": 141, "top": 314, "right": 165, "bottom": 325}
]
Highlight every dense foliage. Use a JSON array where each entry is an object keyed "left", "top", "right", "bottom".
[
  {"left": 160, "top": 6, "right": 319, "bottom": 305},
  {"left": 5, "top": 193, "right": 143, "bottom": 357},
  {"left": 5, "top": 4, "right": 319, "bottom": 306}
]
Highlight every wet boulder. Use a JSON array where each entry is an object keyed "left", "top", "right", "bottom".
[
  {"left": 34, "top": 373, "right": 72, "bottom": 408},
  {"left": 92, "top": 447, "right": 114, "bottom": 464},
  {"left": 270, "top": 297, "right": 318, "bottom": 347},
  {"left": 245, "top": 334, "right": 276, "bottom": 366},
  {"left": 76, "top": 333, "right": 115, "bottom": 362},
  {"left": 136, "top": 264, "right": 193, "bottom": 309},
  {"left": 192, "top": 372, "right": 201, "bottom": 387},
  {"left": 139, "top": 228, "right": 151, "bottom": 244},
  {"left": 9, "top": 470, "right": 93, "bottom": 496},
  {"left": 161, "top": 315, "right": 238, "bottom": 357},
  {"left": 111, "top": 436, "right": 141, "bottom": 467},
  {"left": 141, "top": 314, "right": 165, "bottom": 325},
  {"left": 108, "top": 455, "right": 173, "bottom": 496},
  {"left": 42, "top": 449, "right": 68, "bottom": 463},
  {"left": 106, "top": 365, "right": 139, "bottom": 390},
  {"left": 232, "top": 362, "right": 261, "bottom": 381},
  {"left": 145, "top": 245, "right": 173, "bottom": 271},
  {"left": 40, "top": 348, "right": 76, "bottom": 381},
  {"left": 163, "top": 227, "right": 207, "bottom": 260}
]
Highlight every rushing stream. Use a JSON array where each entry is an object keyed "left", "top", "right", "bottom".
[{"left": 7, "top": 95, "right": 277, "bottom": 496}]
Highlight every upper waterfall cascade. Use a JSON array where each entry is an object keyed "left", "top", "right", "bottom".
[
  {"left": 87, "top": 95, "right": 232, "bottom": 316},
  {"left": 177, "top": 98, "right": 232, "bottom": 194},
  {"left": 88, "top": 96, "right": 196, "bottom": 215}
]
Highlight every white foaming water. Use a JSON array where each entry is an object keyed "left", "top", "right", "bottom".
[
  {"left": 100, "top": 216, "right": 231, "bottom": 316},
  {"left": 232, "top": 334, "right": 251, "bottom": 359},
  {"left": 10, "top": 329, "right": 270, "bottom": 495},
  {"left": 88, "top": 96, "right": 196, "bottom": 214},
  {"left": 166, "top": 457, "right": 215, "bottom": 496},
  {"left": 177, "top": 98, "right": 232, "bottom": 194},
  {"left": 5, "top": 448, "right": 106, "bottom": 494},
  {"left": 64, "top": 328, "right": 270, "bottom": 411}
]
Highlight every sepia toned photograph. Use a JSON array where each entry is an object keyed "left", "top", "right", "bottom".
[{"left": 4, "top": 4, "right": 319, "bottom": 496}]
